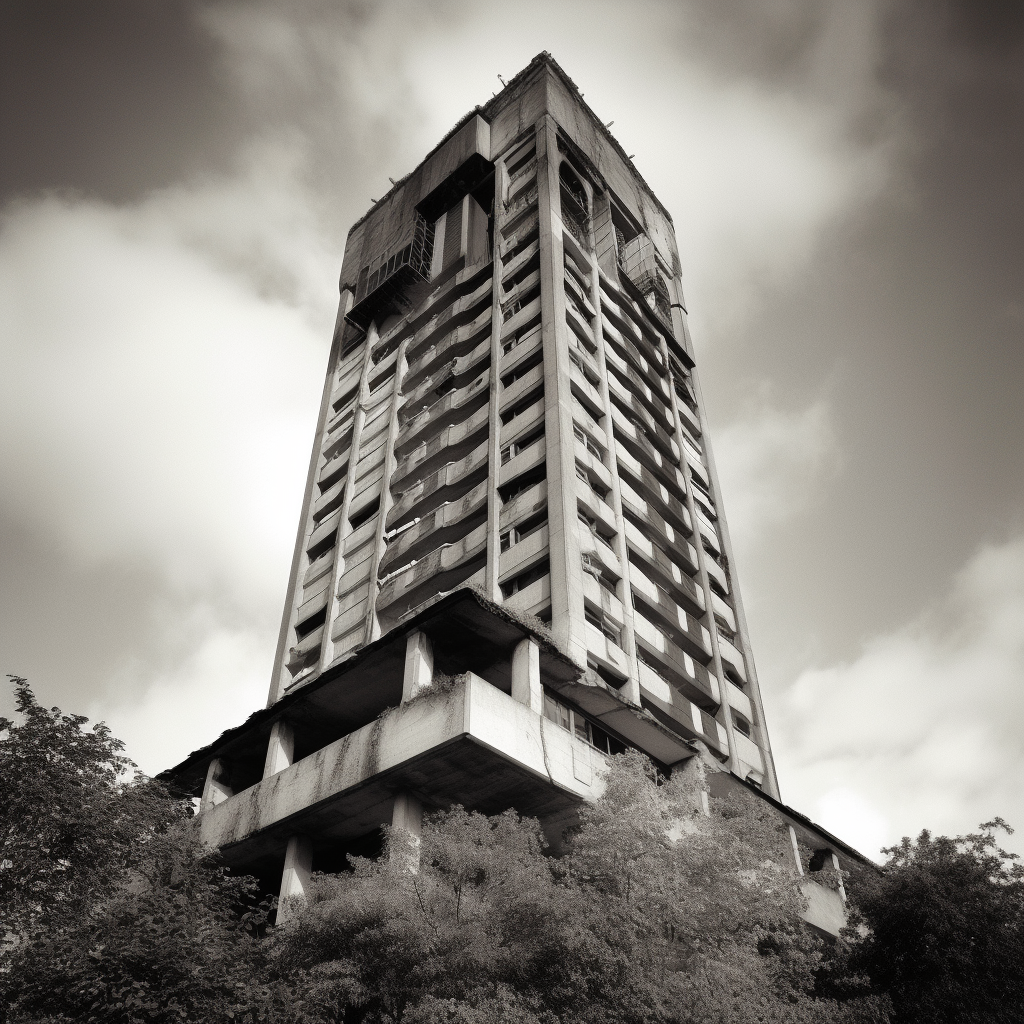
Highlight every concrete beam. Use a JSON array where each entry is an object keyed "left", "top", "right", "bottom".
[{"left": 197, "top": 675, "right": 603, "bottom": 858}]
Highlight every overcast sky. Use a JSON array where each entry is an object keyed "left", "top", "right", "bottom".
[{"left": 2, "top": 0, "right": 1022, "bottom": 860}]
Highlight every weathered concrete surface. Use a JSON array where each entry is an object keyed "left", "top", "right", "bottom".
[{"left": 199, "top": 674, "right": 606, "bottom": 862}]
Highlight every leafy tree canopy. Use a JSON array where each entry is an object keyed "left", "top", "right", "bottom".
[{"left": 827, "top": 819, "right": 1024, "bottom": 1024}]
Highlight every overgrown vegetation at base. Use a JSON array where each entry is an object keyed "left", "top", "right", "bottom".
[{"left": 2, "top": 676, "right": 1020, "bottom": 1024}]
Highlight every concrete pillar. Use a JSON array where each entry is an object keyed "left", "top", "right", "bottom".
[
  {"left": 789, "top": 826, "right": 805, "bottom": 876},
  {"left": 263, "top": 719, "right": 295, "bottom": 778},
  {"left": 535, "top": 116, "right": 587, "bottom": 668},
  {"left": 390, "top": 791, "right": 423, "bottom": 872},
  {"left": 831, "top": 852, "right": 847, "bottom": 901},
  {"left": 200, "top": 757, "right": 232, "bottom": 812},
  {"left": 402, "top": 629, "right": 434, "bottom": 702},
  {"left": 277, "top": 834, "right": 313, "bottom": 924},
  {"left": 512, "top": 637, "right": 543, "bottom": 714}
]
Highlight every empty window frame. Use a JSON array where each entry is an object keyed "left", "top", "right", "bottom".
[
  {"left": 500, "top": 558, "right": 549, "bottom": 598},
  {"left": 501, "top": 426, "right": 544, "bottom": 465},
  {"left": 499, "top": 510, "right": 547, "bottom": 552},
  {"left": 542, "top": 691, "right": 626, "bottom": 756}
]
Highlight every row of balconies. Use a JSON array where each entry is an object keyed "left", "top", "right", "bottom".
[
  {"left": 402, "top": 276, "right": 493, "bottom": 369},
  {"left": 637, "top": 665, "right": 728, "bottom": 756},
  {"left": 628, "top": 542, "right": 704, "bottom": 616},
  {"left": 393, "top": 404, "right": 489, "bottom": 490},
  {"left": 600, "top": 268, "right": 681, "bottom": 371},
  {"left": 379, "top": 478, "right": 489, "bottom": 573},
  {"left": 396, "top": 366, "right": 490, "bottom": 458},
  {"left": 632, "top": 610, "right": 717, "bottom": 708},
  {"left": 615, "top": 449, "right": 690, "bottom": 538},
  {"left": 612, "top": 412, "right": 685, "bottom": 501},
  {"left": 599, "top": 289, "right": 665, "bottom": 378},
  {"left": 499, "top": 212, "right": 540, "bottom": 266},
  {"left": 387, "top": 439, "right": 489, "bottom": 531},
  {"left": 376, "top": 521, "right": 488, "bottom": 624}
]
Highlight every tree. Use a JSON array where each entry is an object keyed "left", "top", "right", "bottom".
[
  {"left": 0, "top": 674, "right": 173, "bottom": 935},
  {"left": 829, "top": 820, "right": 1024, "bottom": 1024},
  {"left": 272, "top": 751, "right": 889, "bottom": 1024},
  {"left": 0, "top": 677, "right": 276, "bottom": 1024}
]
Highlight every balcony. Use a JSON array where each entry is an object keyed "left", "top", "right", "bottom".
[
  {"left": 576, "top": 483, "right": 617, "bottom": 536},
  {"left": 702, "top": 550, "right": 729, "bottom": 594},
  {"left": 717, "top": 634, "right": 748, "bottom": 684},
  {"left": 393, "top": 405, "right": 490, "bottom": 489},
  {"left": 387, "top": 441, "right": 489, "bottom": 530},
  {"left": 585, "top": 621, "right": 630, "bottom": 678},
  {"left": 397, "top": 368, "right": 491, "bottom": 455},
  {"left": 712, "top": 591, "right": 736, "bottom": 633},
  {"left": 499, "top": 480, "right": 546, "bottom": 533},
  {"left": 499, "top": 397, "right": 545, "bottom": 447},
  {"left": 497, "top": 523, "right": 549, "bottom": 581},
  {"left": 379, "top": 479, "right": 488, "bottom": 571},
  {"left": 376, "top": 523, "right": 488, "bottom": 620},
  {"left": 725, "top": 680, "right": 753, "bottom": 721}
]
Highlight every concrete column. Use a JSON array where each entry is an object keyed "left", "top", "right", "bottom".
[
  {"left": 402, "top": 629, "right": 434, "bottom": 702},
  {"left": 535, "top": 115, "right": 587, "bottom": 667},
  {"left": 267, "top": 289, "right": 354, "bottom": 705},
  {"left": 277, "top": 834, "right": 314, "bottom": 924},
  {"left": 512, "top": 637, "right": 543, "bottom": 713},
  {"left": 789, "top": 826, "right": 805, "bottom": 876},
  {"left": 831, "top": 852, "right": 847, "bottom": 901},
  {"left": 200, "top": 757, "right": 232, "bottom": 812},
  {"left": 484, "top": 156, "right": 509, "bottom": 602},
  {"left": 318, "top": 319, "right": 379, "bottom": 673},
  {"left": 263, "top": 719, "right": 295, "bottom": 778},
  {"left": 390, "top": 791, "right": 423, "bottom": 872}
]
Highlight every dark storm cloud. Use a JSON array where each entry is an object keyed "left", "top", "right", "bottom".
[{"left": 0, "top": 0, "right": 241, "bottom": 204}]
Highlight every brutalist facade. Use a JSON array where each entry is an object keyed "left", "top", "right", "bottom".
[{"left": 164, "top": 54, "right": 863, "bottom": 931}]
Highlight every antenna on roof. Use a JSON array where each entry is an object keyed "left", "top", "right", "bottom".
[
  {"left": 388, "top": 177, "right": 396, "bottom": 185},
  {"left": 605, "top": 121, "right": 614, "bottom": 128},
  {"left": 497, "top": 74, "right": 507, "bottom": 86}
]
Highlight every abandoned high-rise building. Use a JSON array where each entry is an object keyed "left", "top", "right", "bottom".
[{"left": 165, "top": 53, "right": 862, "bottom": 932}]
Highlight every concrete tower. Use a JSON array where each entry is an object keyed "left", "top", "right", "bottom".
[
  {"left": 164, "top": 55, "right": 857, "bottom": 919},
  {"left": 272, "top": 54, "right": 777, "bottom": 794}
]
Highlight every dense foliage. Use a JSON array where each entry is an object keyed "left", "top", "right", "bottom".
[
  {"left": 825, "top": 821, "right": 1024, "bottom": 1024},
  {"left": 0, "top": 676, "right": 1015, "bottom": 1023}
]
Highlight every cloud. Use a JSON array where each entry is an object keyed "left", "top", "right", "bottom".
[
  {"left": 0, "top": 180, "right": 328, "bottom": 608},
  {"left": 712, "top": 398, "right": 840, "bottom": 546},
  {"left": 775, "top": 535, "right": 1024, "bottom": 858},
  {"left": 88, "top": 603, "right": 273, "bottom": 776}
]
